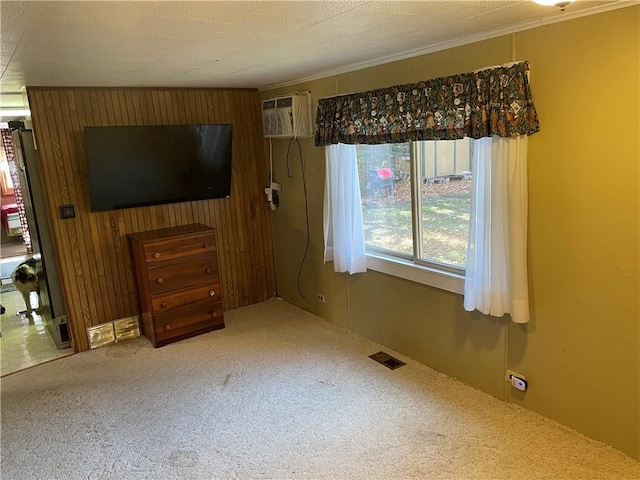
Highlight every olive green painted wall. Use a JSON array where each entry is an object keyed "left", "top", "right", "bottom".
[
  {"left": 262, "top": 7, "right": 639, "bottom": 459},
  {"left": 508, "top": 9, "right": 639, "bottom": 460}
]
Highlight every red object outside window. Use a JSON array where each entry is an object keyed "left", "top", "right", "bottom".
[{"left": 376, "top": 167, "right": 393, "bottom": 179}]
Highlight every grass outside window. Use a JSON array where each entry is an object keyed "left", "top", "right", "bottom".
[{"left": 357, "top": 139, "right": 472, "bottom": 275}]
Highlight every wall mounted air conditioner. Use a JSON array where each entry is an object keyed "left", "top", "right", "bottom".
[{"left": 262, "top": 92, "right": 313, "bottom": 139}]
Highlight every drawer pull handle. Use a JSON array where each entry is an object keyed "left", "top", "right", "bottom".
[
  {"left": 153, "top": 252, "right": 160, "bottom": 259},
  {"left": 205, "top": 268, "right": 212, "bottom": 274},
  {"left": 209, "top": 290, "right": 215, "bottom": 297},
  {"left": 161, "top": 302, "right": 168, "bottom": 308},
  {"left": 210, "top": 311, "right": 217, "bottom": 318},
  {"left": 164, "top": 324, "right": 171, "bottom": 331},
  {"left": 202, "top": 243, "right": 209, "bottom": 249},
  {"left": 157, "top": 277, "right": 164, "bottom": 284}
]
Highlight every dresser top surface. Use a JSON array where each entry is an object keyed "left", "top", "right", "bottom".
[{"left": 128, "top": 223, "right": 214, "bottom": 242}]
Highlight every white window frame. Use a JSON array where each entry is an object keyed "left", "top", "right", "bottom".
[
  {"left": 367, "top": 251, "right": 465, "bottom": 294},
  {"left": 361, "top": 141, "right": 468, "bottom": 295}
]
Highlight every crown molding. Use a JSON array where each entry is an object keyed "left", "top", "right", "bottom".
[{"left": 260, "top": 1, "right": 636, "bottom": 92}]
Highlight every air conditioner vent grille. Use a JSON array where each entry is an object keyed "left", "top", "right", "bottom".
[{"left": 261, "top": 92, "right": 312, "bottom": 139}]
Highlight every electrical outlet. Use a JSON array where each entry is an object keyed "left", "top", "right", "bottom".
[
  {"left": 505, "top": 369, "right": 528, "bottom": 391},
  {"left": 316, "top": 293, "right": 325, "bottom": 303},
  {"left": 510, "top": 375, "right": 528, "bottom": 391}
]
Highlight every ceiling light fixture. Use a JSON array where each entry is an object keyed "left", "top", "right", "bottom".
[{"left": 533, "top": 0, "right": 575, "bottom": 11}]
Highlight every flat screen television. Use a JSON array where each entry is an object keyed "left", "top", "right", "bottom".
[{"left": 84, "top": 124, "right": 233, "bottom": 212}]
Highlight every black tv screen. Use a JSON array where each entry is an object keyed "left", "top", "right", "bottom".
[{"left": 84, "top": 124, "right": 233, "bottom": 212}]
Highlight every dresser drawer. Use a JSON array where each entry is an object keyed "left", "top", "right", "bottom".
[
  {"left": 143, "top": 231, "right": 216, "bottom": 265},
  {"left": 147, "top": 257, "right": 219, "bottom": 294},
  {"left": 154, "top": 300, "right": 224, "bottom": 342},
  {"left": 152, "top": 283, "right": 221, "bottom": 314}
]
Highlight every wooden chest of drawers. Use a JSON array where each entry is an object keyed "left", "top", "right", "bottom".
[{"left": 128, "top": 224, "right": 224, "bottom": 347}]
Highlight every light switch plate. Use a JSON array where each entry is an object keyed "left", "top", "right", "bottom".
[{"left": 59, "top": 204, "right": 76, "bottom": 219}]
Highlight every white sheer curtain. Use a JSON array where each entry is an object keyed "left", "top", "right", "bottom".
[
  {"left": 323, "top": 143, "right": 367, "bottom": 274},
  {"left": 464, "top": 135, "right": 530, "bottom": 323}
]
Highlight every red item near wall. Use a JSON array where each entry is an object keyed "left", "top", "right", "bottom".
[{"left": 1, "top": 203, "right": 18, "bottom": 229}]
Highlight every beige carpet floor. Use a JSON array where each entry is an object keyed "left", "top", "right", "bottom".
[{"left": 1, "top": 298, "right": 638, "bottom": 479}]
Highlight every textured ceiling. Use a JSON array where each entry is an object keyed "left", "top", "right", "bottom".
[{"left": 0, "top": 0, "right": 628, "bottom": 98}]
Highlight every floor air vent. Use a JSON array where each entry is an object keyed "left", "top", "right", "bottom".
[{"left": 369, "top": 351, "right": 406, "bottom": 370}]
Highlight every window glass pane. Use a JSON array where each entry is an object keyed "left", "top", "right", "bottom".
[
  {"left": 356, "top": 143, "right": 412, "bottom": 256},
  {"left": 415, "top": 139, "right": 472, "bottom": 268}
]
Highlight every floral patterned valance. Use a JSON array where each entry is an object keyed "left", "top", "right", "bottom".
[{"left": 315, "top": 61, "right": 539, "bottom": 146}]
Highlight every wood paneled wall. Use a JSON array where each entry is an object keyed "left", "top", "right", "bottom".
[{"left": 27, "top": 87, "right": 276, "bottom": 352}]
